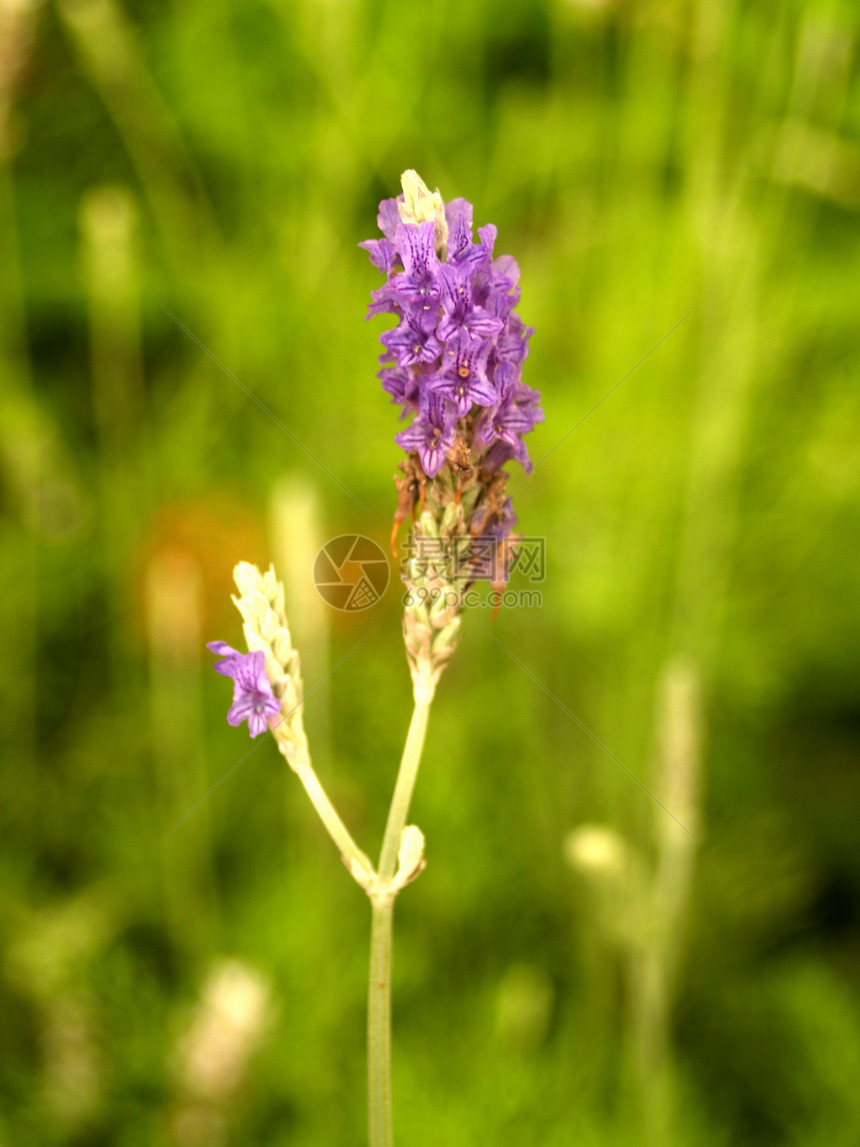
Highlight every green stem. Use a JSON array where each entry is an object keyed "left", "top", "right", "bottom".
[
  {"left": 367, "top": 676, "right": 435, "bottom": 1147},
  {"left": 274, "top": 726, "right": 374, "bottom": 881},
  {"left": 294, "top": 759, "right": 374, "bottom": 879},
  {"left": 368, "top": 893, "right": 394, "bottom": 1147},
  {"left": 378, "top": 680, "right": 434, "bottom": 883}
]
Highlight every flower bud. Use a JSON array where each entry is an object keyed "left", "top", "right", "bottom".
[{"left": 398, "top": 170, "right": 448, "bottom": 255}]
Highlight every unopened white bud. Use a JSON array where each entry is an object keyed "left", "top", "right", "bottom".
[
  {"left": 399, "top": 170, "right": 448, "bottom": 256},
  {"left": 392, "top": 824, "right": 426, "bottom": 891}
]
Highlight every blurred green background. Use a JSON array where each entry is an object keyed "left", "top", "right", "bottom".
[{"left": 1, "top": 0, "right": 859, "bottom": 1143}]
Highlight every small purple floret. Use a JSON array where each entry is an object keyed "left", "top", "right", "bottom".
[
  {"left": 207, "top": 642, "right": 281, "bottom": 738},
  {"left": 427, "top": 331, "right": 495, "bottom": 417},
  {"left": 436, "top": 263, "right": 503, "bottom": 345},
  {"left": 394, "top": 392, "right": 456, "bottom": 479}
]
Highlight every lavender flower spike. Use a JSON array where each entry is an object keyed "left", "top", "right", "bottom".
[
  {"left": 230, "top": 562, "right": 310, "bottom": 766},
  {"left": 362, "top": 170, "right": 544, "bottom": 683},
  {"left": 207, "top": 643, "right": 280, "bottom": 737}
]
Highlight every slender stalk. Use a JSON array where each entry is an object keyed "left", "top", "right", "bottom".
[
  {"left": 293, "top": 758, "right": 373, "bottom": 878},
  {"left": 367, "top": 675, "right": 435, "bottom": 1147},
  {"left": 378, "top": 679, "right": 434, "bottom": 883},
  {"left": 270, "top": 709, "right": 373, "bottom": 879},
  {"left": 368, "top": 893, "right": 394, "bottom": 1147}
]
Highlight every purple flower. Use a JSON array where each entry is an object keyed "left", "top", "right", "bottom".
[
  {"left": 379, "top": 366, "right": 420, "bottom": 413},
  {"left": 362, "top": 173, "right": 541, "bottom": 486},
  {"left": 495, "top": 313, "right": 533, "bottom": 366},
  {"left": 358, "top": 237, "right": 400, "bottom": 276},
  {"left": 376, "top": 198, "right": 402, "bottom": 241},
  {"left": 394, "top": 392, "right": 456, "bottom": 478},
  {"left": 363, "top": 172, "right": 545, "bottom": 604},
  {"left": 514, "top": 380, "right": 544, "bottom": 424},
  {"left": 445, "top": 198, "right": 484, "bottom": 268},
  {"left": 380, "top": 314, "right": 442, "bottom": 367},
  {"left": 426, "top": 331, "right": 495, "bottom": 416},
  {"left": 490, "top": 360, "right": 518, "bottom": 403},
  {"left": 474, "top": 391, "right": 543, "bottom": 471},
  {"left": 436, "top": 263, "right": 504, "bottom": 345},
  {"left": 476, "top": 223, "right": 497, "bottom": 262},
  {"left": 475, "top": 257, "right": 521, "bottom": 322},
  {"left": 389, "top": 221, "right": 440, "bottom": 307},
  {"left": 493, "top": 397, "right": 538, "bottom": 449},
  {"left": 366, "top": 281, "right": 401, "bottom": 320},
  {"left": 207, "top": 642, "right": 281, "bottom": 738}
]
